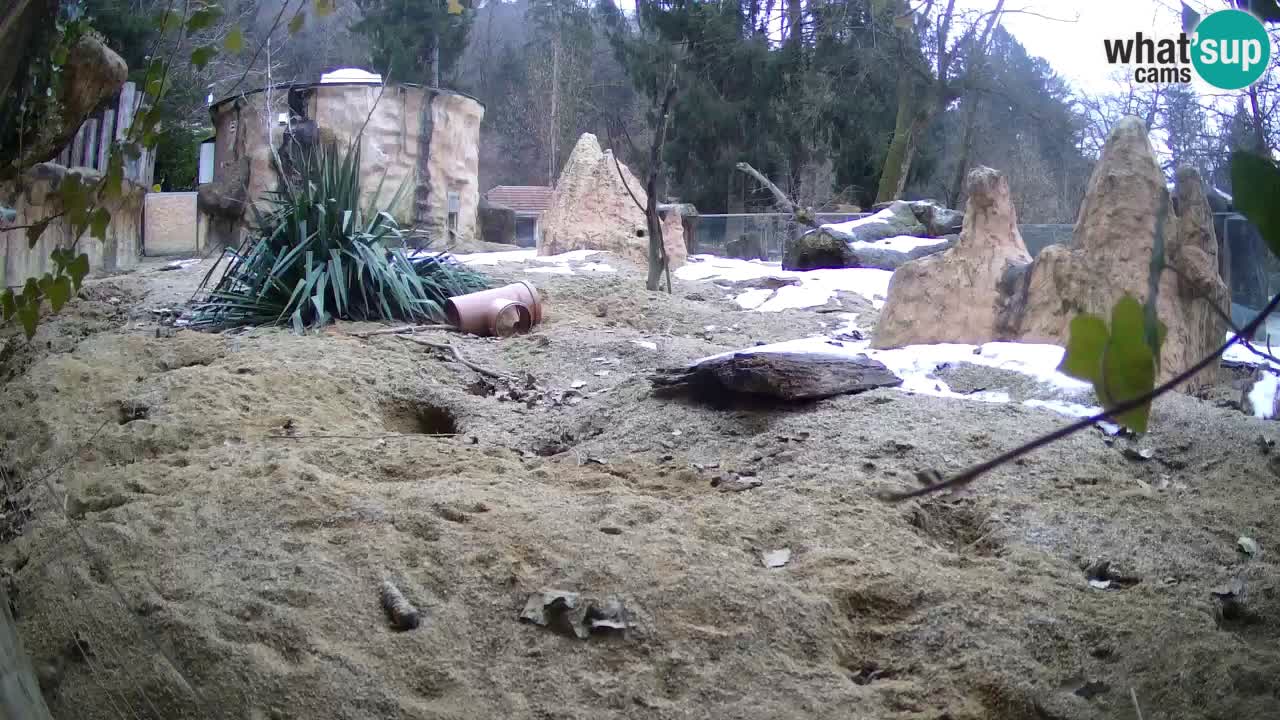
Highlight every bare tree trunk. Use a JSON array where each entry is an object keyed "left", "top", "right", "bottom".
[
  {"left": 876, "top": 75, "right": 923, "bottom": 203},
  {"left": 1248, "top": 84, "right": 1270, "bottom": 154},
  {"left": 549, "top": 35, "right": 560, "bottom": 185},
  {"left": 645, "top": 75, "right": 678, "bottom": 292},
  {"left": 734, "top": 162, "right": 816, "bottom": 227},
  {"left": 947, "top": 94, "right": 982, "bottom": 208}
]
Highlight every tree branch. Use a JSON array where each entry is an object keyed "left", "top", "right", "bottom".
[
  {"left": 734, "top": 162, "right": 818, "bottom": 227},
  {"left": 879, "top": 288, "right": 1280, "bottom": 501}
]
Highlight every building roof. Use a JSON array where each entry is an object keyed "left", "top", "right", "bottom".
[{"left": 485, "top": 186, "right": 554, "bottom": 215}]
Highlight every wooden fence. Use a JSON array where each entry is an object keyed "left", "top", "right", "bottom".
[{"left": 52, "top": 81, "right": 153, "bottom": 186}]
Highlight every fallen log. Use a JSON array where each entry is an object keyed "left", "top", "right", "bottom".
[{"left": 651, "top": 351, "right": 902, "bottom": 402}]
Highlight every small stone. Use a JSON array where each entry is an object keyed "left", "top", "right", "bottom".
[
  {"left": 762, "top": 549, "right": 791, "bottom": 568},
  {"left": 600, "top": 527, "right": 623, "bottom": 535}
]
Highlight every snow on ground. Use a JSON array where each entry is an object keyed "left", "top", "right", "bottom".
[
  {"left": 850, "top": 235, "right": 949, "bottom": 253},
  {"left": 821, "top": 212, "right": 891, "bottom": 235},
  {"left": 675, "top": 255, "right": 893, "bottom": 310},
  {"left": 450, "top": 249, "right": 616, "bottom": 274}
]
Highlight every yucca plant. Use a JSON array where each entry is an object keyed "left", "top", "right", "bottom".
[{"left": 189, "top": 138, "right": 489, "bottom": 332}]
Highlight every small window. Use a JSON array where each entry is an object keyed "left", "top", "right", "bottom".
[{"left": 447, "top": 192, "right": 460, "bottom": 239}]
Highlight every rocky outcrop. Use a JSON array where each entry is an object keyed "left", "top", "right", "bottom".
[
  {"left": 871, "top": 167, "right": 1032, "bottom": 348},
  {"left": 478, "top": 198, "right": 516, "bottom": 246},
  {"left": 1020, "top": 117, "right": 1227, "bottom": 390},
  {"left": 539, "top": 133, "right": 687, "bottom": 268},
  {"left": 909, "top": 200, "right": 965, "bottom": 237},
  {"left": 781, "top": 199, "right": 961, "bottom": 270},
  {"left": 2, "top": 34, "right": 128, "bottom": 178},
  {"left": 783, "top": 228, "right": 953, "bottom": 271}
]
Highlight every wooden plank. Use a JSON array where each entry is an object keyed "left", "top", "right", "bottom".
[
  {"left": 83, "top": 118, "right": 99, "bottom": 170},
  {"left": 97, "top": 107, "right": 115, "bottom": 171},
  {"left": 116, "top": 83, "right": 135, "bottom": 141},
  {"left": 69, "top": 125, "right": 85, "bottom": 169},
  {"left": 0, "top": 585, "right": 54, "bottom": 720}
]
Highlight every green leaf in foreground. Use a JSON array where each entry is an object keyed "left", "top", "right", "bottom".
[
  {"left": 288, "top": 12, "right": 305, "bottom": 34},
  {"left": 224, "top": 28, "right": 245, "bottom": 52},
  {"left": 47, "top": 275, "right": 72, "bottom": 313},
  {"left": 1232, "top": 151, "right": 1280, "bottom": 259},
  {"left": 67, "top": 253, "right": 91, "bottom": 290},
  {"left": 1058, "top": 295, "right": 1161, "bottom": 433},
  {"left": 190, "top": 45, "right": 218, "bottom": 70}
]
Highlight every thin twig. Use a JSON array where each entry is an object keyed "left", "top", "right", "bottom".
[
  {"left": 266, "top": 432, "right": 458, "bottom": 440},
  {"left": 1165, "top": 262, "right": 1280, "bottom": 369},
  {"left": 879, "top": 289, "right": 1280, "bottom": 502},
  {"left": 395, "top": 335, "right": 510, "bottom": 379},
  {"left": 1130, "top": 688, "right": 1145, "bottom": 720},
  {"left": 352, "top": 324, "right": 453, "bottom": 338}
]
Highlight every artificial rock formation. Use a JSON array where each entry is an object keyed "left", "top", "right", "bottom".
[
  {"left": 1020, "top": 117, "right": 1227, "bottom": 389},
  {"left": 871, "top": 167, "right": 1030, "bottom": 348},
  {"left": 538, "top": 134, "right": 687, "bottom": 269},
  {"left": 872, "top": 116, "right": 1228, "bottom": 393}
]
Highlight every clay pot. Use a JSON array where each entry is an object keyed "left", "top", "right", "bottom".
[{"left": 446, "top": 282, "right": 542, "bottom": 336}]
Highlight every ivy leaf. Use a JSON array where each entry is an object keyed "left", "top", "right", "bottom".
[
  {"left": 26, "top": 217, "right": 52, "bottom": 249},
  {"left": 90, "top": 207, "right": 111, "bottom": 240},
  {"left": 186, "top": 6, "right": 224, "bottom": 33},
  {"left": 1232, "top": 152, "right": 1280, "bottom": 259},
  {"left": 1101, "top": 297, "right": 1158, "bottom": 433},
  {"left": 155, "top": 8, "right": 180, "bottom": 32},
  {"left": 47, "top": 275, "right": 72, "bottom": 313},
  {"left": 447, "top": 0, "right": 464, "bottom": 14},
  {"left": 224, "top": 28, "right": 244, "bottom": 52},
  {"left": 18, "top": 279, "right": 40, "bottom": 339},
  {"left": 1059, "top": 296, "right": 1160, "bottom": 434},
  {"left": 59, "top": 172, "right": 87, "bottom": 217},
  {"left": 51, "top": 43, "right": 69, "bottom": 66},
  {"left": 190, "top": 45, "right": 218, "bottom": 70},
  {"left": 1058, "top": 314, "right": 1109, "bottom": 385},
  {"left": 288, "top": 12, "right": 305, "bottom": 34},
  {"left": 67, "top": 253, "right": 91, "bottom": 290},
  {"left": 16, "top": 300, "right": 38, "bottom": 339},
  {"left": 1, "top": 289, "right": 15, "bottom": 322},
  {"left": 104, "top": 153, "right": 124, "bottom": 200},
  {"left": 314, "top": 0, "right": 335, "bottom": 16}
]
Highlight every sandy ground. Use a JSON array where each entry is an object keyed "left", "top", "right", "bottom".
[{"left": 1, "top": 252, "right": 1278, "bottom": 720}]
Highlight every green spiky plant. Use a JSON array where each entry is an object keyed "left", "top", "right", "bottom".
[{"left": 189, "top": 137, "right": 489, "bottom": 332}]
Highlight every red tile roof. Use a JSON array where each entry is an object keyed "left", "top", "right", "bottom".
[{"left": 485, "top": 186, "right": 554, "bottom": 215}]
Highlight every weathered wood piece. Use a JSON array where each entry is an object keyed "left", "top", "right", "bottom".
[
  {"left": 651, "top": 351, "right": 902, "bottom": 402},
  {"left": 0, "top": 585, "right": 53, "bottom": 720}
]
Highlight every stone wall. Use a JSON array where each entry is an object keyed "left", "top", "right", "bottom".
[
  {"left": 204, "top": 83, "right": 484, "bottom": 249},
  {"left": 1, "top": 164, "right": 142, "bottom": 288},
  {"left": 143, "top": 192, "right": 208, "bottom": 256}
]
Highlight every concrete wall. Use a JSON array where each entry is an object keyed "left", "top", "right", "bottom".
[
  {"left": 144, "top": 192, "right": 208, "bottom": 256},
  {"left": 206, "top": 83, "right": 484, "bottom": 248},
  {"left": 1, "top": 165, "right": 143, "bottom": 288}
]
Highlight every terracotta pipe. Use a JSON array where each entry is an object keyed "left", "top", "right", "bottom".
[{"left": 445, "top": 282, "right": 543, "bottom": 336}]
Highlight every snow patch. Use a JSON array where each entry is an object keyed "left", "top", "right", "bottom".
[
  {"left": 674, "top": 255, "right": 892, "bottom": 310},
  {"left": 1248, "top": 373, "right": 1280, "bottom": 419},
  {"left": 821, "top": 213, "right": 891, "bottom": 234},
  {"left": 850, "top": 235, "right": 949, "bottom": 254}
]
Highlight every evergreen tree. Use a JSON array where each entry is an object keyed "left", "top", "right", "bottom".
[{"left": 353, "top": 0, "right": 474, "bottom": 86}]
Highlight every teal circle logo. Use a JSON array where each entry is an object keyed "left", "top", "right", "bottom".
[{"left": 1192, "top": 9, "right": 1272, "bottom": 90}]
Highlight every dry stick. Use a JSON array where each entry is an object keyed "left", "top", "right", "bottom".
[
  {"left": 1163, "top": 262, "right": 1280, "bottom": 369},
  {"left": 266, "top": 433, "right": 457, "bottom": 440},
  {"left": 352, "top": 324, "right": 453, "bottom": 338},
  {"left": 878, "top": 288, "right": 1280, "bottom": 502},
  {"left": 395, "top": 335, "right": 510, "bottom": 380},
  {"left": 734, "top": 162, "right": 818, "bottom": 227},
  {"left": 1130, "top": 688, "right": 1145, "bottom": 720}
]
